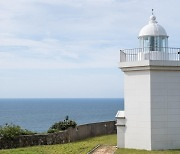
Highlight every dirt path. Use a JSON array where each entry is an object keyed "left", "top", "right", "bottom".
[{"left": 91, "top": 145, "right": 117, "bottom": 154}]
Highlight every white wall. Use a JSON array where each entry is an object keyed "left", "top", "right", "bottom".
[
  {"left": 124, "top": 70, "right": 151, "bottom": 150},
  {"left": 117, "top": 125, "right": 125, "bottom": 148},
  {"left": 119, "top": 60, "right": 180, "bottom": 150},
  {"left": 151, "top": 71, "right": 180, "bottom": 150}
]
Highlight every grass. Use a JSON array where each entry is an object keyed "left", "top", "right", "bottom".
[
  {"left": 0, "top": 134, "right": 116, "bottom": 154},
  {"left": 115, "top": 148, "right": 180, "bottom": 154},
  {"left": 1, "top": 134, "right": 180, "bottom": 154}
]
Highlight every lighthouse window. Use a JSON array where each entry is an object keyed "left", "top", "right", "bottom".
[
  {"left": 149, "top": 36, "right": 155, "bottom": 51},
  {"left": 139, "top": 36, "right": 168, "bottom": 52},
  {"left": 161, "top": 37, "right": 168, "bottom": 51},
  {"left": 142, "top": 36, "right": 149, "bottom": 51},
  {"left": 157, "top": 37, "right": 168, "bottom": 52}
]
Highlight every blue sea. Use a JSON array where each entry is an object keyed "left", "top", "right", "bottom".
[{"left": 0, "top": 98, "right": 124, "bottom": 132}]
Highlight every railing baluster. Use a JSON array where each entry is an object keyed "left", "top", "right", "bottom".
[{"left": 120, "top": 47, "right": 180, "bottom": 62}]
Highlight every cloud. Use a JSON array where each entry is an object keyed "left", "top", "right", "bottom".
[
  {"left": 0, "top": 0, "right": 179, "bottom": 98},
  {"left": 0, "top": 0, "right": 179, "bottom": 69}
]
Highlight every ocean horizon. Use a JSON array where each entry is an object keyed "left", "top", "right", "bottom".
[{"left": 0, "top": 98, "right": 124, "bottom": 132}]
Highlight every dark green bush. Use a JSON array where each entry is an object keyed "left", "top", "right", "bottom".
[
  {"left": 0, "top": 123, "right": 35, "bottom": 139},
  {"left": 47, "top": 129, "right": 59, "bottom": 133},
  {"left": 48, "top": 116, "right": 77, "bottom": 133}
]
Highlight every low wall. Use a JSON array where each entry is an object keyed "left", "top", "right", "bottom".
[{"left": 0, "top": 121, "right": 116, "bottom": 149}]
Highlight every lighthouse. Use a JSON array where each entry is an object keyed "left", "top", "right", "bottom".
[{"left": 116, "top": 11, "right": 180, "bottom": 150}]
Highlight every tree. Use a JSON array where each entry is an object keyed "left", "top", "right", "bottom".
[{"left": 47, "top": 116, "right": 77, "bottom": 133}]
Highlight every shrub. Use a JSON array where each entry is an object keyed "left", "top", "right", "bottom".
[
  {"left": 0, "top": 123, "right": 35, "bottom": 140},
  {"left": 48, "top": 116, "right": 77, "bottom": 133}
]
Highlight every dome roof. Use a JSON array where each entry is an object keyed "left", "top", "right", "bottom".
[{"left": 139, "top": 15, "right": 168, "bottom": 37}]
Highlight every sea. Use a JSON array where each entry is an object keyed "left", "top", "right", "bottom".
[{"left": 0, "top": 98, "right": 124, "bottom": 133}]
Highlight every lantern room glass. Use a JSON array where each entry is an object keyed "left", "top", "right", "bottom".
[{"left": 139, "top": 36, "right": 168, "bottom": 52}]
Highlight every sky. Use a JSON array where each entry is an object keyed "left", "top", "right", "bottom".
[{"left": 0, "top": 0, "right": 180, "bottom": 98}]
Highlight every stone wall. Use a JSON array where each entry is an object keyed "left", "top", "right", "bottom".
[{"left": 0, "top": 121, "right": 116, "bottom": 149}]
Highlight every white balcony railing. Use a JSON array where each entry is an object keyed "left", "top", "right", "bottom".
[{"left": 120, "top": 47, "right": 180, "bottom": 62}]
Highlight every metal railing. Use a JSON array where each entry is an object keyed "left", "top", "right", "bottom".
[{"left": 120, "top": 47, "right": 180, "bottom": 62}]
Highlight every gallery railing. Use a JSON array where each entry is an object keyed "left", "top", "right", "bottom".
[{"left": 120, "top": 47, "right": 180, "bottom": 62}]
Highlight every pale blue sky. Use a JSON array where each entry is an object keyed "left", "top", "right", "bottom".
[{"left": 0, "top": 0, "right": 180, "bottom": 98}]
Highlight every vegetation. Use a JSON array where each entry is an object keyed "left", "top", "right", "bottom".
[
  {"left": 0, "top": 116, "right": 76, "bottom": 139},
  {"left": 0, "top": 134, "right": 116, "bottom": 154},
  {"left": 47, "top": 116, "right": 77, "bottom": 133},
  {"left": 0, "top": 124, "right": 35, "bottom": 140},
  {"left": 115, "top": 148, "right": 180, "bottom": 154},
  {"left": 1, "top": 134, "right": 180, "bottom": 153}
]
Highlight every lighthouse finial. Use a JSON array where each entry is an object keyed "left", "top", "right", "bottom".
[
  {"left": 149, "top": 9, "right": 157, "bottom": 23},
  {"left": 152, "top": 9, "right": 154, "bottom": 15}
]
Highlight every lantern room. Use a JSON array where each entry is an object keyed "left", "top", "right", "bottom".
[{"left": 138, "top": 11, "right": 168, "bottom": 52}]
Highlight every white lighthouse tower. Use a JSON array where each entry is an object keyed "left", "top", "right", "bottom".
[{"left": 116, "top": 11, "right": 180, "bottom": 150}]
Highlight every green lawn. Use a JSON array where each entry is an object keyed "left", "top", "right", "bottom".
[
  {"left": 1, "top": 134, "right": 180, "bottom": 154},
  {"left": 115, "top": 148, "right": 180, "bottom": 154},
  {"left": 0, "top": 134, "right": 116, "bottom": 154}
]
